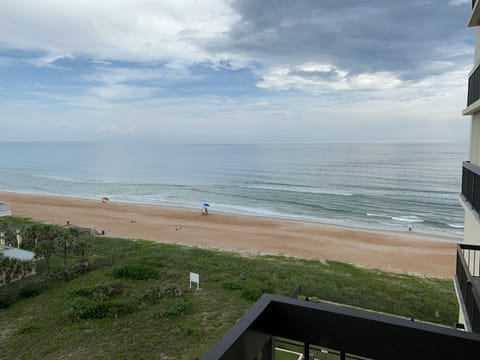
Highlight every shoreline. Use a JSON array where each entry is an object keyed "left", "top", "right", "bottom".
[
  {"left": 0, "top": 189, "right": 462, "bottom": 242},
  {"left": 0, "top": 191, "right": 460, "bottom": 278}
]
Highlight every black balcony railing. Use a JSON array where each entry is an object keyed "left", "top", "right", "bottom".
[
  {"left": 468, "top": 66, "right": 480, "bottom": 106},
  {"left": 462, "top": 161, "right": 480, "bottom": 214},
  {"left": 203, "top": 294, "right": 480, "bottom": 359},
  {"left": 456, "top": 244, "right": 480, "bottom": 333}
]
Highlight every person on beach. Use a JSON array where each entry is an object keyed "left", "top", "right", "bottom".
[{"left": 408, "top": 224, "right": 413, "bottom": 232}]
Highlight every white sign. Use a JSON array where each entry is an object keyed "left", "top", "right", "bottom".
[{"left": 190, "top": 272, "right": 200, "bottom": 290}]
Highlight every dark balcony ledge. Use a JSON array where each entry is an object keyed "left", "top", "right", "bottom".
[{"left": 463, "top": 161, "right": 480, "bottom": 174}]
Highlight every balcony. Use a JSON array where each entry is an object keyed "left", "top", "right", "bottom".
[
  {"left": 462, "top": 161, "right": 480, "bottom": 216},
  {"left": 469, "top": 0, "right": 480, "bottom": 26},
  {"left": 203, "top": 294, "right": 480, "bottom": 359},
  {"left": 466, "top": 67, "right": 480, "bottom": 112},
  {"left": 456, "top": 244, "right": 480, "bottom": 333}
]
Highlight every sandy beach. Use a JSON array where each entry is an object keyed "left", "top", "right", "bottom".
[{"left": 0, "top": 191, "right": 460, "bottom": 278}]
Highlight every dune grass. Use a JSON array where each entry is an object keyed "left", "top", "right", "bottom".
[{"left": 0, "top": 219, "right": 458, "bottom": 359}]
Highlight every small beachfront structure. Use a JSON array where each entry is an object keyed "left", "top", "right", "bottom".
[
  {"left": 0, "top": 245, "right": 36, "bottom": 287},
  {"left": 0, "top": 245, "right": 36, "bottom": 261},
  {"left": 455, "top": 0, "right": 480, "bottom": 334}
]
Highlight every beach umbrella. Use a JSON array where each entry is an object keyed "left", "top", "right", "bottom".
[
  {"left": 203, "top": 203, "right": 210, "bottom": 207},
  {"left": 102, "top": 196, "right": 110, "bottom": 202}
]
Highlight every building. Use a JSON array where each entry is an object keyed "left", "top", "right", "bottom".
[{"left": 456, "top": 0, "right": 480, "bottom": 334}]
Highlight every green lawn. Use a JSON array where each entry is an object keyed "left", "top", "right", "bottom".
[{"left": 0, "top": 218, "right": 459, "bottom": 359}]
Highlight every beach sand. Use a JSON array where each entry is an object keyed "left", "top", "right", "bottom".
[{"left": 0, "top": 192, "right": 459, "bottom": 278}]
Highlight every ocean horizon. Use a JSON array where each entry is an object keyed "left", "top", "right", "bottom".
[{"left": 0, "top": 141, "right": 468, "bottom": 238}]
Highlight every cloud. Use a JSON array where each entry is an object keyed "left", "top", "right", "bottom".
[
  {"left": 0, "top": 0, "right": 236, "bottom": 65},
  {"left": 87, "top": 84, "right": 158, "bottom": 101},
  {"left": 448, "top": 0, "right": 470, "bottom": 6},
  {"left": 256, "top": 63, "right": 402, "bottom": 94},
  {"left": 0, "top": 1, "right": 473, "bottom": 142},
  {"left": 97, "top": 124, "right": 135, "bottom": 135},
  {"left": 211, "top": 0, "right": 472, "bottom": 82}
]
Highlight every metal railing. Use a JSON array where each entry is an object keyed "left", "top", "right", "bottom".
[
  {"left": 456, "top": 244, "right": 480, "bottom": 333},
  {"left": 468, "top": 65, "right": 480, "bottom": 106},
  {"left": 462, "top": 161, "right": 480, "bottom": 215},
  {"left": 203, "top": 294, "right": 480, "bottom": 359},
  {"left": 276, "top": 338, "right": 368, "bottom": 360}
]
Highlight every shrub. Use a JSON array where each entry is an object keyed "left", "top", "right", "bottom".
[
  {"left": 162, "top": 286, "right": 182, "bottom": 298},
  {"left": 71, "top": 261, "right": 94, "bottom": 276},
  {"left": 180, "top": 324, "right": 202, "bottom": 337},
  {"left": 19, "top": 286, "right": 41, "bottom": 299},
  {"left": 0, "top": 296, "right": 12, "bottom": 309},
  {"left": 143, "top": 285, "right": 182, "bottom": 301},
  {"left": 160, "top": 300, "right": 194, "bottom": 319},
  {"left": 17, "top": 322, "right": 39, "bottom": 335},
  {"left": 71, "top": 282, "right": 123, "bottom": 301},
  {"left": 222, "top": 281, "right": 244, "bottom": 291},
  {"left": 65, "top": 298, "right": 136, "bottom": 321},
  {"left": 241, "top": 284, "right": 272, "bottom": 301},
  {"left": 112, "top": 264, "right": 159, "bottom": 280}
]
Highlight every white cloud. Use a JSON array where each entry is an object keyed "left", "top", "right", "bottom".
[
  {"left": 87, "top": 84, "right": 158, "bottom": 101},
  {"left": 448, "top": 0, "right": 470, "bottom": 6},
  {"left": 82, "top": 66, "right": 191, "bottom": 85},
  {"left": 0, "top": 0, "right": 237, "bottom": 65},
  {"left": 97, "top": 124, "right": 135, "bottom": 135},
  {"left": 256, "top": 63, "right": 402, "bottom": 94},
  {"left": 25, "top": 52, "right": 74, "bottom": 69}
]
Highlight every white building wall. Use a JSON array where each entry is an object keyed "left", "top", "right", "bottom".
[
  {"left": 464, "top": 208, "right": 480, "bottom": 245},
  {"left": 470, "top": 112, "right": 480, "bottom": 166},
  {"left": 475, "top": 27, "right": 480, "bottom": 65}
]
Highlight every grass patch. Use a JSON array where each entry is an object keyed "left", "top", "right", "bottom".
[
  {"left": 70, "top": 282, "right": 124, "bottom": 301},
  {"left": 112, "top": 263, "right": 159, "bottom": 280},
  {"left": 158, "top": 299, "right": 195, "bottom": 319},
  {"left": 64, "top": 298, "right": 137, "bottom": 321}
]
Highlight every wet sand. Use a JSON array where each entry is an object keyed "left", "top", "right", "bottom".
[{"left": 0, "top": 192, "right": 459, "bottom": 278}]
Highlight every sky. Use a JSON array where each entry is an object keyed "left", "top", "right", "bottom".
[{"left": 0, "top": 0, "right": 476, "bottom": 143}]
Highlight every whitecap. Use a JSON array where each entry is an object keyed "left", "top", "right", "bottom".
[
  {"left": 391, "top": 216, "right": 424, "bottom": 223},
  {"left": 366, "top": 213, "right": 388, "bottom": 218},
  {"left": 33, "top": 174, "right": 82, "bottom": 183},
  {"left": 448, "top": 223, "right": 464, "bottom": 229},
  {"left": 241, "top": 184, "right": 353, "bottom": 196}
]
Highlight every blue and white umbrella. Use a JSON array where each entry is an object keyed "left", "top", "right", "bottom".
[{"left": 203, "top": 203, "right": 210, "bottom": 207}]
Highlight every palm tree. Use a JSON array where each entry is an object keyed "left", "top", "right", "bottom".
[
  {"left": 0, "top": 257, "right": 20, "bottom": 294},
  {"left": 22, "top": 224, "right": 58, "bottom": 249},
  {"left": 56, "top": 228, "right": 78, "bottom": 279},
  {"left": 0, "top": 254, "right": 5, "bottom": 287},
  {"left": 18, "top": 260, "right": 35, "bottom": 288},
  {"left": 72, "top": 239, "right": 92, "bottom": 274},
  {"left": 74, "top": 239, "right": 92, "bottom": 263},
  {"left": 35, "top": 240, "right": 56, "bottom": 277}
]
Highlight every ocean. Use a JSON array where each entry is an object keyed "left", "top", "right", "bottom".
[{"left": 0, "top": 142, "right": 468, "bottom": 238}]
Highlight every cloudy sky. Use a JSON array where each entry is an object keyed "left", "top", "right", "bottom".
[{"left": 0, "top": 0, "right": 475, "bottom": 142}]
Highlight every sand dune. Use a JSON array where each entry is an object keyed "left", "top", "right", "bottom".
[{"left": 0, "top": 192, "right": 459, "bottom": 278}]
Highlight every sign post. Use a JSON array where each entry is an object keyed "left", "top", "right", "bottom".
[{"left": 190, "top": 272, "right": 200, "bottom": 290}]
